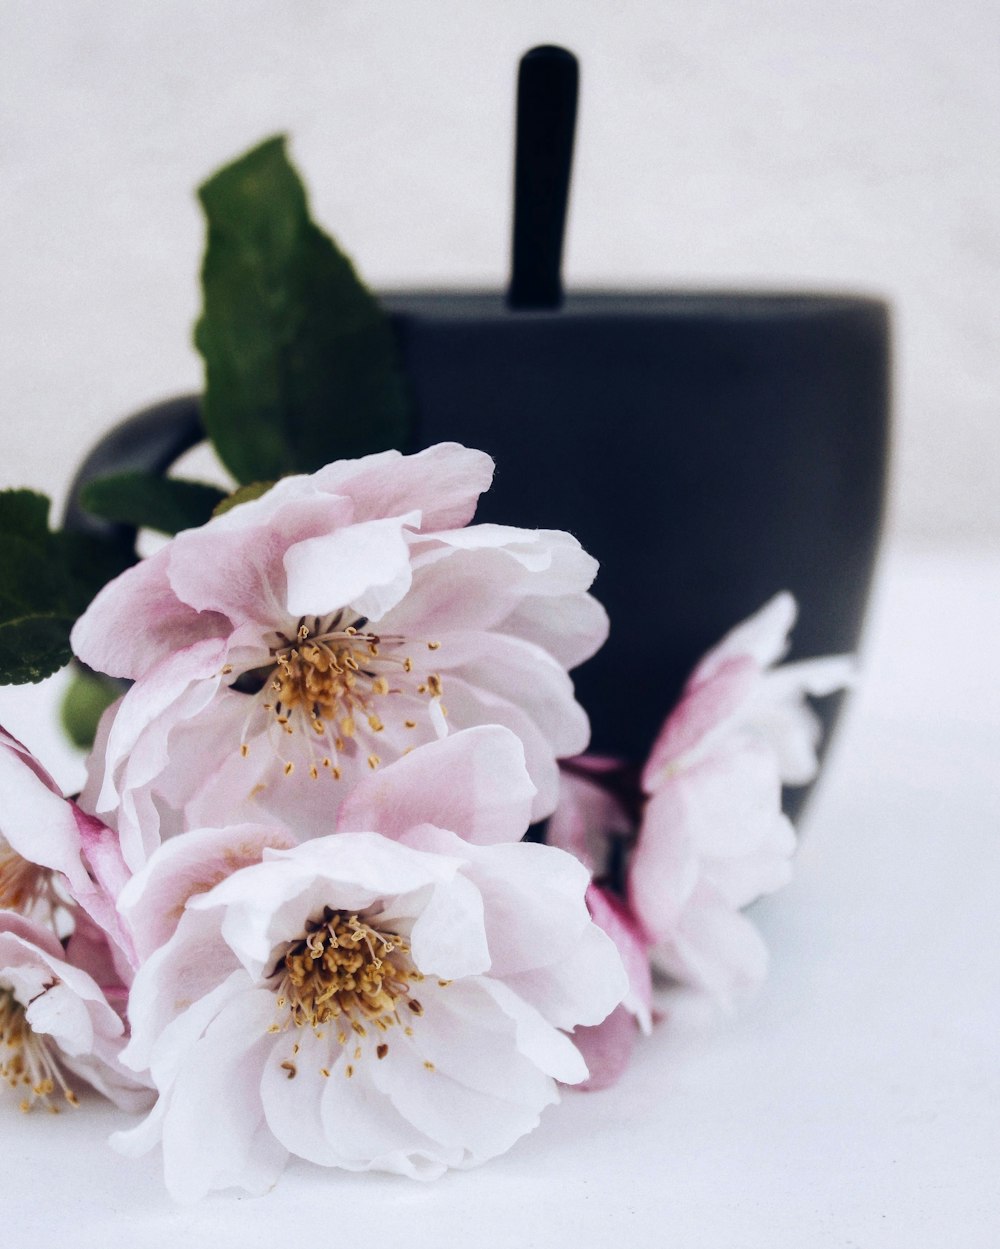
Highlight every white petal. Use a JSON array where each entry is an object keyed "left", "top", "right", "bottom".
[
  {"left": 476, "top": 978, "right": 588, "bottom": 1085},
  {"left": 159, "top": 989, "right": 288, "bottom": 1202},
  {"left": 367, "top": 1022, "right": 549, "bottom": 1166},
  {"left": 406, "top": 866, "right": 490, "bottom": 980},
  {"left": 283, "top": 512, "right": 420, "bottom": 620},
  {"left": 503, "top": 921, "right": 628, "bottom": 1030}
]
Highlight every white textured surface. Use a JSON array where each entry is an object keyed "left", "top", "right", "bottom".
[
  {"left": 1, "top": 543, "right": 996, "bottom": 1245},
  {"left": 0, "top": 1, "right": 998, "bottom": 542}
]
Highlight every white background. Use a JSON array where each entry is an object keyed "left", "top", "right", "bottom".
[{"left": 1, "top": 0, "right": 998, "bottom": 544}]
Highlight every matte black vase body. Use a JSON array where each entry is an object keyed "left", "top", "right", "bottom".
[
  {"left": 386, "top": 290, "right": 890, "bottom": 767},
  {"left": 66, "top": 289, "right": 890, "bottom": 791}
]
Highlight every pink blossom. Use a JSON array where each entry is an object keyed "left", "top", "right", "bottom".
[
  {"left": 0, "top": 727, "right": 135, "bottom": 975},
  {"left": 629, "top": 593, "right": 853, "bottom": 1006},
  {"left": 72, "top": 444, "right": 608, "bottom": 870},
  {"left": 0, "top": 911, "right": 150, "bottom": 1113},
  {"left": 112, "top": 727, "right": 626, "bottom": 1200}
]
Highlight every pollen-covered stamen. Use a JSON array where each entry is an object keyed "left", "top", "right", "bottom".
[
  {"left": 273, "top": 909, "right": 418, "bottom": 1038},
  {"left": 0, "top": 840, "right": 59, "bottom": 919},
  {"left": 1, "top": 986, "right": 79, "bottom": 1113},
  {"left": 230, "top": 613, "right": 446, "bottom": 772}
]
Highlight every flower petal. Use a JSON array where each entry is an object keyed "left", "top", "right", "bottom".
[
  {"left": 284, "top": 511, "right": 421, "bottom": 620},
  {"left": 337, "top": 726, "right": 536, "bottom": 847}
]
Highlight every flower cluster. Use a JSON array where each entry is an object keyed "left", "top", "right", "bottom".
[{"left": 0, "top": 443, "right": 851, "bottom": 1201}]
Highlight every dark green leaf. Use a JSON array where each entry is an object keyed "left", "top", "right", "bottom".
[
  {"left": 195, "top": 135, "right": 411, "bottom": 484},
  {"left": 0, "top": 614, "right": 78, "bottom": 684},
  {"left": 0, "top": 488, "right": 133, "bottom": 685},
  {"left": 80, "top": 472, "right": 228, "bottom": 535},
  {"left": 0, "top": 489, "right": 50, "bottom": 538},
  {"left": 60, "top": 666, "right": 123, "bottom": 749}
]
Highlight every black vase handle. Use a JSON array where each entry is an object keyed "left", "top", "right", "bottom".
[{"left": 63, "top": 394, "right": 204, "bottom": 544}]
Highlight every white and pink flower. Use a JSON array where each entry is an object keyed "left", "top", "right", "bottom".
[
  {"left": 72, "top": 444, "right": 608, "bottom": 870},
  {"left": 629, "top": 593, "right": 853, "bottom": 1006},
  {"left": 0, "top": 728, "right": 151, "bottom": 1113},
  {"left": 0, "top": 911, "right": 150, "bottom": 1113},
  {"left": 112, "top": 727, "right": 627, "bottom": 1200},
  {"left": 0, "top": 726, "right": 135, "bottom": 973}
]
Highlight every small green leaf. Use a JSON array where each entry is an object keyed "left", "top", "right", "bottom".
[
  {"left": 212, "top": 480, "right": 276, "bottom": 518},
  {"left": 0, "top": 488, "right": 133, "bottom": 685},
  {"left": 195, "top": 135, "right": 412, "bottom": 485},
  {"left": 81, "top": 472, "right": 228, "bottom": 535},
  {"left": 60, "top": 666, "right": 123, "bottom": 749}
]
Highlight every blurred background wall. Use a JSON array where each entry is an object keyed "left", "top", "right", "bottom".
[{"left": 1, "top": 0, "right": 997, "bottom": 545}]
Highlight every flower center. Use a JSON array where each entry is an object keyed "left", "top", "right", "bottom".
[
  {"left": 0, "top": 840, "right": 57, "bottom": 918},
  {"left": 0, "top": 986, "right": 79, "bottom": 1113},
  {"left": 274, "top": 908, "right": 418, "bottom": 1034},
  {"left": 230, "top": 613, "right": 445, "bottom": 778}
]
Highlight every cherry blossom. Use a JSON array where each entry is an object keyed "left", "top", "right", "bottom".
[
  {"left": 0, "top": 912, "right": 150, "bottom": 1114},
  {"left": 629, "top": 593, "right": 853, "bottom": 1006},
  {"left": 0, "top": 727, "right": 135, "bottom": 973},
  {"left": 72, "top": 444, "right": 607, "bottom": 870},
  {"left": 112, "top": 728, "right": 626, "bottom": 1200}
]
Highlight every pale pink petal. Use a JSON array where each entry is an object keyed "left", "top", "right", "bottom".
[
  {"left": 312, "top": 443, "right": 494, "bottom": 531},
  {"left": 439, "top": 630, "right": 591, "bottom": 759},
  {"left": 408, "top": 979, "right": 555, "bottom": 1111},
  {"left": 317, "top": 1039, "right": 448, "bottom": 1177},
  {"left": 498, "top": 588, "right": 609, "bottom": 670},
  {"left": 651, "top": 891, "right": 770, "bottom": 1008},
  {"left": 0, "top": 730, "right": 134, "bottom": 964},
  {"left": 121, "top": 921, "right": 246, "bottom": 1079},
  {"left": 0, "top": 915, "right": 151, "bottom": 1111},
  {"left": 70, "top": 547, "right": 228, "bottom": 679},
  {"left": 642, "top": 654, "right": 758, "bottom": 787},
  {"left": 586, "top": 886, "right": 653, "bottom": 1033},
  {"left": 404, "top": 859, "right": 491, "bottom": 981},
  {"left": 691, "top": 591, "right": 797, "bottom": 685},
  {"left": 0, "top": 732, "right": 101, "bottom": 889},
  {"left": 476, "top": 978, "right": 589, "bottom": 1085},
  {"left": 440, "top": 673, "right": 571, "bottom": 821},
  {"left": 754, "top": 655, "right": 856, "bottom": 785},
  {"left": 404, "top": 831, "right": 595, "bottom": 977},
  {"left": 367, "top": 1020, "right": 552, "bottom": 1166},
  {"left": 118, "top": 823, "right": 297, "bottom": 961},
  {"left": 165, "top": 490, "right": 355, "bottom": 624},
  {"left": 504, "top": 920, "right": 627, "bottom": 1030},
  {"left": 571, "top": 1006, "right": 639, "bottom": 1092},
  {"left": 546, "top": 762, "right": 633, "bottom": 876},
  {"left": 337, "top": 727, "right": 536, "bottom": 847},
  {"left": 628, "top": 787, "right": 701, "bottom": 941}
]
